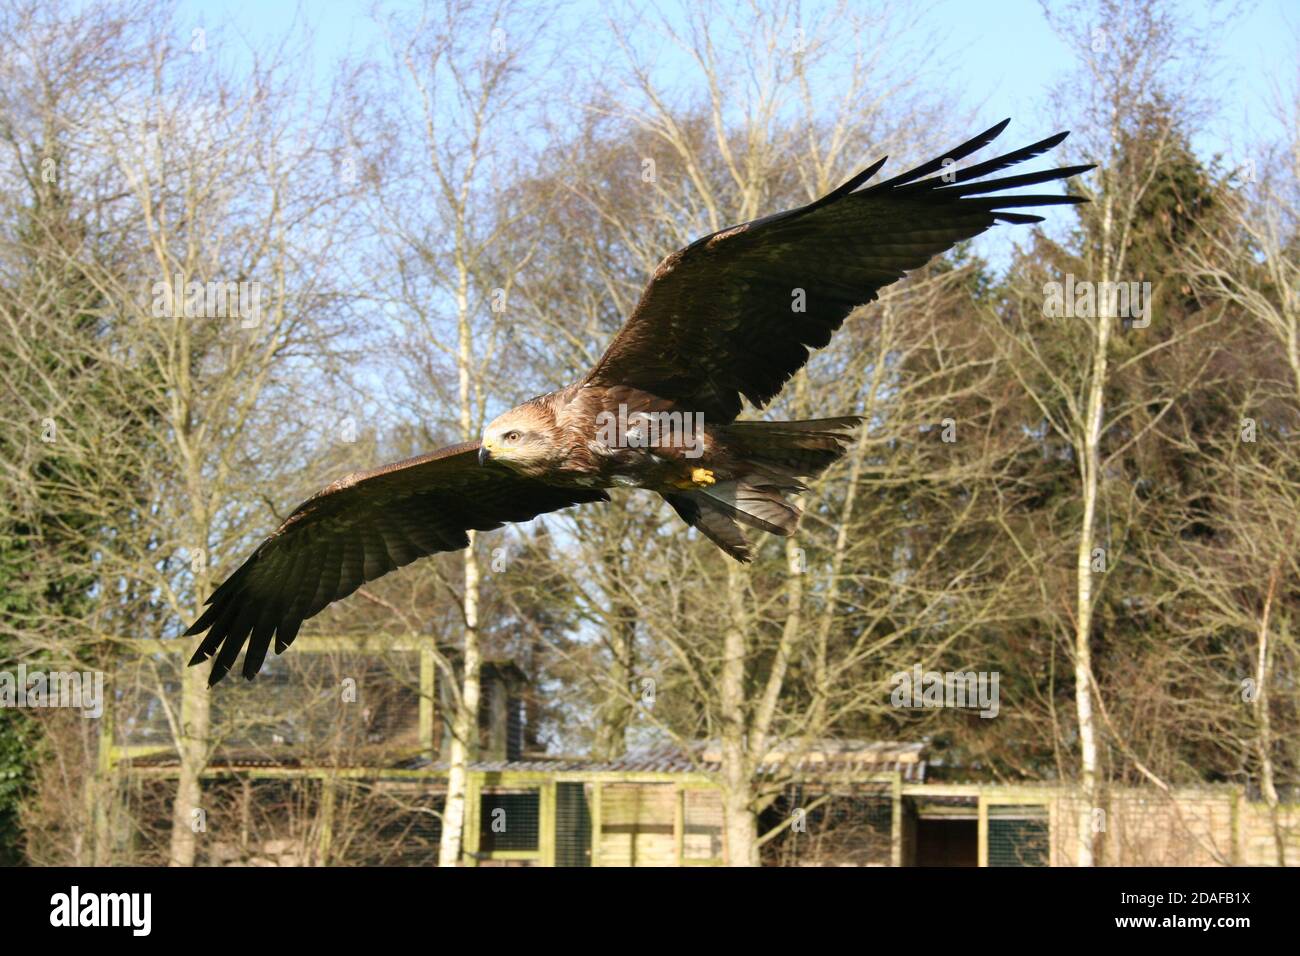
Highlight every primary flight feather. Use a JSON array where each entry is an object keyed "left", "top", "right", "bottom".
[{"left": 186, "top": 119, "right": 1092, "bottom": 685}]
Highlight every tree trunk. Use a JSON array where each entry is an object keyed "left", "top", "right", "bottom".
[
  {"left": 170, "top": 518, "right": 212, "bottom": 867},
  {"left": 1073, "top": 186, "right": 1114, "bottom": 867},
  {"left": 169, "top": 662, "right": 211, "bottom": 865},
  {"left": 719, "top": 564, "right": 758, "bottom": 866},
  {"left": 439, "top": 536, "right": 481, "bottom": 866},
  {"left": 593, "top": 605, "right": 635, "bottom": 761},
  {"left": 1254, "top": 562, "right": 1285, "bottom": 866},
  {"left": 439, "top": 281, "right": 481, "bottom": 867}
]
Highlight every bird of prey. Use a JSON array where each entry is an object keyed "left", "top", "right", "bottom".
[{"left": 187, "top": 119, "right": 1091, "bottom": 685}]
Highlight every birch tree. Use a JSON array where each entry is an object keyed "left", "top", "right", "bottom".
[
  {"left": 999, "top": 0, "right": 1230, "bottom": 865},
  {"left": 358, "top": 0, "right": 557, "bottom": 865}
]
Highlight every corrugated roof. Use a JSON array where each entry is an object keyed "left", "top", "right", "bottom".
[
  {"left": 455, "top": 740, "right": 927, "bottom": 781},
  {"left": 123, "top": 740, "right": 928, "bottom": 782}
]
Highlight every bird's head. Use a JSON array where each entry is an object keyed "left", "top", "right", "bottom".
[{"left": 479, "top": 403, "right": 557, "bottom": 477}]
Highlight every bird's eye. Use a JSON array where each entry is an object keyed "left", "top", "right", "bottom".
[{"left": 505, "top": 431, "right": 521, "bottom": 443}]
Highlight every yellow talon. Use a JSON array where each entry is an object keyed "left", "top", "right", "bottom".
[{"left": 690, "top": 467, "right": 716, "bottom": 487}]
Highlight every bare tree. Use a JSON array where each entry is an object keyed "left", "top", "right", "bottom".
[
  {"left": 0, "top": 1, "right": 355, "bottom": 863},
  {"left": 354, "top": 0, "right": 559, "bottom": 864},
  {"left": 1164, "top": 77, "right": 1300, "bottom": 862},
  {"left": 509, "top": 0, "right": 1020, "bottom": 865},
  {"left": 997, "top": 0, "right": 1231, "bottom": 865}
]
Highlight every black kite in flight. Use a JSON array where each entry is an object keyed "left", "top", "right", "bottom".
[{"left": 187, "top": 119, "right": 1091, "bottom": 684}]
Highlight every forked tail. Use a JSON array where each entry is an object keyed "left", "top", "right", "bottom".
[{"left": 663, "top": 416, "right": 861, "bottom": 561}]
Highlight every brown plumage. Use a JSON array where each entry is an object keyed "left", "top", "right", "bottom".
[{"left": 186, "top": 119, "right": 1091, "bottom": 684}]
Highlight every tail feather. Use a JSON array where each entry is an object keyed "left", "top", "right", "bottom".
[
  {"left": 665, "top": 416, "right": 861, "bottom": 560},
  {"left": 696, "top": 480, "right": 801, "bottom": 536},
  {"left": 663, "top": 493, "right": 753, "bottom": 562},
  {"left": 722, "top": 416, "right": 861, "bottom": 479}
]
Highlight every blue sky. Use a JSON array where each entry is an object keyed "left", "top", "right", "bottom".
[
  {"left": 169, "top": 0, "right": 1294, "bottom": 269},
  {"left": 933, "top": 0, "right": 1294, "bottom": 154},
  {"left": 173, "top": 0, "right": 1295, "bottom": 147}
]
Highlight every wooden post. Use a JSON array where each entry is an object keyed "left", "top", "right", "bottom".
[
  {"left": 674, "top": 787, "right": 685, "bottom": 865},
  {"left": 419, "top": 646, "right": 436, "bottom": 760},
  {"left": 1049, "top": 794, "right": 1059, "bottom": 867},
  {"left": 891, "top": 773, "right": 903, "bottom": 867},
  {"left": 540, "top": 781, "right": 556, "bottom": 867},
  {"left": 317, "top": 774, "right": 336, "bottom": 866},
  {"left": 977, "top": 794, "right": 989, "bottom": 867},
  {"left": 590, "top": 782, "right": 602, "bottom": 867},
  {"left": 1230, "top": 787, "right": 1241, "bottom": 865},
  {"left": 462, "top": 772, "right": 481, "bottom": 867}
]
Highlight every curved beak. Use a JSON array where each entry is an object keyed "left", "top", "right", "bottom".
[{"left": 478, "top": 445, "right": 491, "bottom": 466}]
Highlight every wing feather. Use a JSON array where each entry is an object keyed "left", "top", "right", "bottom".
[
  {"left": 185, "top": 442, "right": 607, "bottom": 685},
  {"left": 583, "top": 121, "right": 1092, "bottom": 421}
]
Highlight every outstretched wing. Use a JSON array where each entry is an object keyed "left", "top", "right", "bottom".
[
  {"left": 185, "top": 442, "right": 607, "bottom": 685},
  {"left": 583, "top": 119, "right": 1093, "bottom": 422}
]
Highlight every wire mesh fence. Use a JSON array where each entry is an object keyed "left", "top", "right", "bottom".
[
  {"left": 478, "top": 789, "right": 541, "bottom": 854},
  {"left": 122, "top": 775, "right": 326, "bottom": 865},
  {"left": 111, "top": 643, "right": 425, "bottom": 765},
  {"left": 555, "top": 782, "right": 592, "bottom": 866},
  {"left": 330, "top": 779, "right": 444, "bottom": 865},
  {"left": 987, "top": 805, "right": 1050, "bottom": 866},
  {"left": 761, "top": 784, "right": 894, "bottom": 866},
  {"left": 117, "top": 773, "right": 451, "bottom": 865}
]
